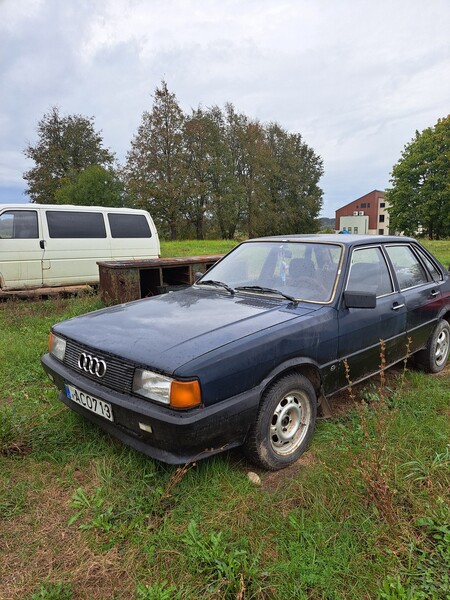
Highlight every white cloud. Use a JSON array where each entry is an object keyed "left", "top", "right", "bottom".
[{"left": 1, "top": 0, "right": 450, "bottom": 213}]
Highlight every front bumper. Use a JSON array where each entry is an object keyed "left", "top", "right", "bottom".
[{"left": 41, "top": 353, "right": 260, "bottom": 464}]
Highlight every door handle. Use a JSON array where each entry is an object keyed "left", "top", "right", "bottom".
[
  {"left": 430, "top": 290, "right": 439, "bottom": 297},
  {"left": 392, "top": 302, "right": 405, "bottom": 311},
  {"left": 40, "top": 240, "right": 45, "bottom": 249}
]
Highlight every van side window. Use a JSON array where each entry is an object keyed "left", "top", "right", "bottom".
[
  {"left": 108, "top": 214, "right": 152, "bottom": 238},
  {"left": 0, "top": 211, "right": 38, "bottom": 239},
  {"left": 46, "top": 211, "right": 106, "bottom": 238}
]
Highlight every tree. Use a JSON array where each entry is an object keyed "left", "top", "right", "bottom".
[
  {"left": 386, "top": 115, "right": 450, "bottom": 239},
  {"left": 265, "top": 126, "right": 324, "bottom": 235},
  {"left": 125, "top": 81, "right": 187, "bottom": 240},
  {"left": 54, "top": 165, "right": 125, "bottom": 207},
  {"left": 24, "top": 106, "right": 115, "bottom": 204}
]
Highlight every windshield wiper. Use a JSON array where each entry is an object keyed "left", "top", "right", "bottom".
[
  {"left": 199, "top": 280, "right": 235, "bottom": 295},
  {"left": 235, "top": 285, "right": 297, "bottom": 303}
]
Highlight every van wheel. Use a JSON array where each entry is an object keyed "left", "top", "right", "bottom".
[
  {"left": 415, "top": 319, "right": 450, "bottom": 373},
  {"left": 244, "top": 373, "right": 317, "bottom": 471}
]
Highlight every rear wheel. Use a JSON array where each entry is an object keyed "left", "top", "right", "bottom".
[
  {"left": 244, "top": 373, "right": 317, "bottom": 470},
  {"left": 415, "top": 319, "right": 450, "bottom": 373}
]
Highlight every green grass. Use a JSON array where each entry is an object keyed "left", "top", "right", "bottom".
[
  {"left": 160, "top": 239, "right": 238, "bottom": 258},
  {"left": 1, "top": 251, "right": 449, "bottom": 598},
  {"left": 159, "top": 238, "right": 450, "bottom": 270},
  {"left": 420, "top": 239, "right": 450, "bottom": 268}
]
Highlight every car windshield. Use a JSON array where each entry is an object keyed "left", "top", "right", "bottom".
[{"left": 197, "top": 241, "right": 343, "bottom": 303}]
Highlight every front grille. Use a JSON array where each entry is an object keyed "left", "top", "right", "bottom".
[{"left": 64, "top": 339, "right": 135, "bottom": 394}]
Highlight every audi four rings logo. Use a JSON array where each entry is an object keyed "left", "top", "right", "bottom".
[{"left": 78, "top": 353, "right": 107, "bottom": 378}]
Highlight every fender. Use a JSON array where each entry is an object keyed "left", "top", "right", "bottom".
[{"left": 257, "top": 356, "right": 324, "bottom": 399}]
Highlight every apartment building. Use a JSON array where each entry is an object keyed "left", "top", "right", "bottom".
[{"left": 335, "top": 190, "right": 389, "bottom": 235}]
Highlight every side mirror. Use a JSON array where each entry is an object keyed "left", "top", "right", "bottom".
[
  {"left": 194, "top": 271, "right": 203, "bottom": 282},
  {"left": 343, "top": 290, "right": 376, "bottom": 309}
]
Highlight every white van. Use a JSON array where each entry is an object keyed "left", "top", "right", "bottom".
[{"left": 0, "top": 204, "right": 160, "bottom": 291}]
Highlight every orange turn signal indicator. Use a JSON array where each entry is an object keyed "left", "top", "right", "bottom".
[{"left": 170, "top": 380, "right": 201, "bottom": 409}]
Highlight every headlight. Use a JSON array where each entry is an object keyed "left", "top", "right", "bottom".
[
  {"left": 48, "top": 333, "right": 66, "bottom": 361},
  {"left": 133, "top": 369, "right": 172, "bottom": 404},
  {"left": 133, "top": 369, "right": 201, "bottom": 409}
]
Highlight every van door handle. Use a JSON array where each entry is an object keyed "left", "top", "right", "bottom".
[
  {"left": 430, "top": 289, "right": 439, "bottom": 297},
  {"left": 40, "top": 240, "right": 45, "bottom": 249},
  {"left": 392, "top": 302, "right": 405, "bottom": 311}
]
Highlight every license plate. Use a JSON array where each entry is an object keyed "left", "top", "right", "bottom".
[{"left": 65, "top": 384, "right": 114, "bottom": 422}]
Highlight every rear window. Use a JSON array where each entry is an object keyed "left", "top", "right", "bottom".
[
  {"left": 108, "top": 213, "right": 151, "bottom": 238},
  {"left": 46, "top": 211, "right": 106, "bottom": 238}
]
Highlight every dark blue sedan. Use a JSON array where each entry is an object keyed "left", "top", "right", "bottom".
[{"left": 42, "top": 235, "right": 450, "bottom": 470}]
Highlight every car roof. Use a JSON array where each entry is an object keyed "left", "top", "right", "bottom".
[{"left": 246, "top": 233, "right": 416, "bottom": 246}]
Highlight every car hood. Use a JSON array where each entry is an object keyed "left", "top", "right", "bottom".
[{"left": 54, "top": 288, "right": 318, "bottom": 374}]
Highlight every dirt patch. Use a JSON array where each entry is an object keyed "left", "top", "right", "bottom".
[
  {"left": 0, "top": 463, "right": 136, "bottom": 600},
  {"left": 260, "top": 451, "right": 318, "bottom": 493}
]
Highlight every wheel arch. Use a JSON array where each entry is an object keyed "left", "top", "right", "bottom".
[{"left": 259, "top": 359, "right": 323, "bottom": 403}]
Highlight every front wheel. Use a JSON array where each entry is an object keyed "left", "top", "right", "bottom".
[
  {"left": 244, "top": 373, "right": 317, "bottom": 470},
  {"left": 415, "top": 319, "right": 450, "bottom": 373}
]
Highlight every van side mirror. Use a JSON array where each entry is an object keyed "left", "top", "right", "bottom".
[{"left": 343, "top": 290, "right": 376, "bottom": 309}]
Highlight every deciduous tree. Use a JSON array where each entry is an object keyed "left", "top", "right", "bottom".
[
  {"left": 24, "top": 106, "right": 114, "bottom": 203},
  {"left": 386, "top": 115, "right": 450, "bottom": 239},
  {"left": 54, "top": 165, "right": 124, "bottom": 207},
  {"left": 125, "top": 81, "right": 187, "bottom": 240}
]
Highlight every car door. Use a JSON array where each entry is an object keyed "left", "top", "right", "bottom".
[
  {"left": 384, "top": 244, "right": 444, "bottom": 353},
  {"left": 337, "top": 245, "right": 407, "bottom": 385}
]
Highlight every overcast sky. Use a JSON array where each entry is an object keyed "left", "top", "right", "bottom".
[{"left": 1, "top": 0, "right": 449, "bottom": 217}]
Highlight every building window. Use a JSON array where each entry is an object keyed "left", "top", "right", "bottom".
[
  {"left": 380, "top": 202, "right": 385, "bottom": 208},
  {"left": 379, "top": 215, "right": 385, "bottom": 223},
  {"left": 360, "top": 203, "right": 366, "bottom": 208},
  {"left": 367, "top": 203, "right": 371, "bottom": 207},
  {"left": 347, "top": 227, "right": 352, "bottom": 233},
  {"left": 354, "top": 227, "right": 358, "bottom": 234},
  {"left": 379, "top": 228, "right": 384, "bottom": 235}
]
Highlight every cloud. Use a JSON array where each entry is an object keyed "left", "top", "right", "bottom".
[{"left": 1, "top": 0, "right": 450, "bottom": 214}]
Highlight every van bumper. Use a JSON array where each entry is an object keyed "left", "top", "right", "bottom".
[{"left": 41, "top": 353, "right": 260, "bottom": 464}]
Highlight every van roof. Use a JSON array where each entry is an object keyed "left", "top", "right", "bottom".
[{"left": 0, "top": 203, "right": 149, "bottom": 213}]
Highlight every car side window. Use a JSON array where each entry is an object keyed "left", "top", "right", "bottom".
[
  {"left": 346, "top": 246, "right": 393, "bottom": 297},
  {"left": 413, "top": 246, "right": 442, "bottom": 282},
  {"left": 0, "top": 210, "right": 38, "bottom": 239},
  {"left": 385, "top": 245, "right": 429, "bottom": 290}
]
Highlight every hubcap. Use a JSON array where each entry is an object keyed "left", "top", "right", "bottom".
[
  {"left": 435, "top": 328, "right": 449, "bottom": 367},
  {"left": 270, "top": 390, "right": 311, "bottom": 456}
]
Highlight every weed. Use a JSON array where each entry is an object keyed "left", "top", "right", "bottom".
[
  {"left": 182, "top": 520, "right": 259, "bottom": 598},
  {"left": 377, "top": 575, "right": 417, "bottom": 599},
  {"left": 29, "top": 581, "right": 73, "bottom": 600},
  {"left": 68, "top": 486, "right": 114, "bottom": 533},
  {"left": 402, "top": 445, "right": 450, "bottom": 489},
  {"left": 135, "top": 580, "right": 183, "bottom": 600}
]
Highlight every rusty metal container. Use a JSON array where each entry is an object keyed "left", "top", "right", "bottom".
[{"left": 98, "top": 255, "right": 223, "bottom": 305}]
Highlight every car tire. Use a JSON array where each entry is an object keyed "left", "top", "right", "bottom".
[
  {"left": 415, "top": 319, "right": 450, "bottom": 373},
  {"left": 244, "top": 373, "right": 317, "bottom": 471}
]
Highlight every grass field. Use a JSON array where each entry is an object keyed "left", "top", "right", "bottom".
[
  {"left": 1, "top": 240, "right": 449, "bottom": 599},
  {"left": 160, "top": 238, "right": 450, "bottom": 269}
]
